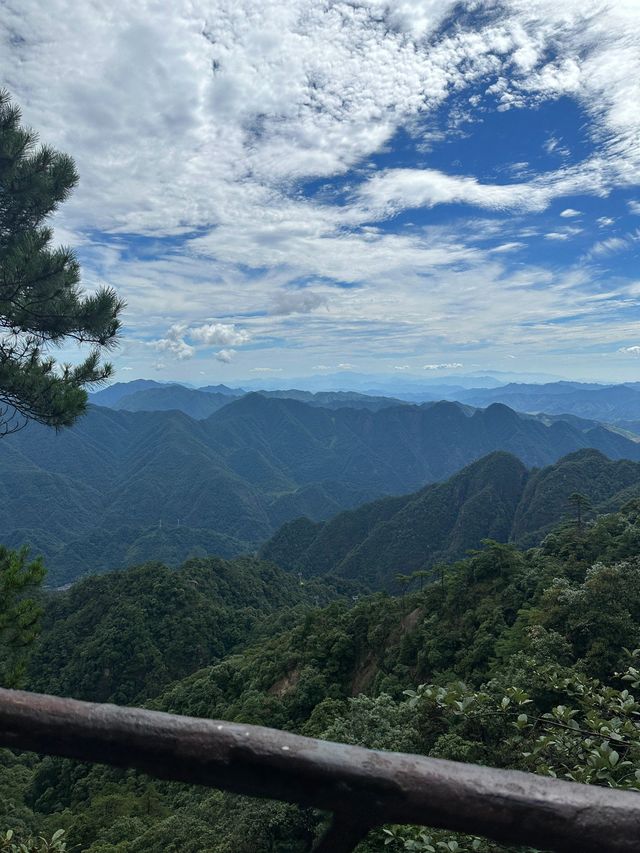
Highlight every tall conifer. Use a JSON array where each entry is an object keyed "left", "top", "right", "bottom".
[{"left": 0, "top": 90, "right": 124, "bottom": 435}]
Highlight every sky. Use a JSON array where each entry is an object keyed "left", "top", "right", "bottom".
[{"left": 2, "top": 0, "right": 640, "bottom": 386}]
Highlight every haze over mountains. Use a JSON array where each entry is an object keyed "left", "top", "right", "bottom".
[
  {"left": 91, "top": 377, "right": 640, "bottom": 431},
  {"left": 5, "top": 381, "right": 640, "bottom": 585},
  {"left": 456, "top": 382, "right": 640, "bottom": 424},
  {"left": 91, "top": 380, "right": 409, "bottom": 415}
]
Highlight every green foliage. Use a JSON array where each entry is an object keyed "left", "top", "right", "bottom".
[
  {"left": 0, "top": 90, "right": 124, "bottom": 434},
  {"left": 263, "top": 449, "right": 640, "bottom": 589},
  {"left": 0, "top": 829, "right": 66, "bottom": 853},
  {"left": 382, "top": 826, "right": 490, "bottom": 852},
  {"left": 7, "top": 499, "right": 640, "bottom": 850},
  {"left": 4, "top": 398, "right": 640, "bottom": 584},
  {"left": 27, "top": 555, "right": 341, "bottom": 704},
  {"left": 568, "top": 491, "right": 591, "bottom": 527},
  {"left": 0, "top": 545, "right": 45, "bottom": 687}
]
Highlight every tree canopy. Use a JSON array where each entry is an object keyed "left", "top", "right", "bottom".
[
  {"left": 0, "top": 90, "right": 124, "bottom": 435},
  {"left": 0, "top": 545, "right": 44, "bottom": 688}
]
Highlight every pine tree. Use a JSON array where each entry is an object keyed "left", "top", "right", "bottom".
[
  {"left": 0, "top": 90, "right": 124, "bottom": 435},
  {"left": 0, "top": 544, "right": 45, "bottom": 687},
  {"left": 568, "top": 491, "right": 591, "bottom": 529}
]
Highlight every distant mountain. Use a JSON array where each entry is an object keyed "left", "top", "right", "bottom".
[
  {"left": 257, "top": 389, "right": 408, "bottom": 410},
  {"left": 10, "top": 523, "right": 250, "bottom": 584},
  {"left": 4, "top": 394, "right": 640, "bottom": 585},
  {"left": 99, "top": 378, "right": 640, "bottom": 421},
  {"left": 234, "top": 370, "right": 562, "bottom": 393},
  {"left": 89, "top": 379, "right": 167, "bottom": 407},
  {"left": 198, "top": 384, "right": 241, "bottom": 396},
  {"left": 261, "top": 449, "right": 640, "bottom": 588},
  {"left": 92, "top": 380, "right": 407, "bottom": 417},
  {"left": 114, "top": 385, "right": 236, "bottom": 419},
  {"left": 457, "top": 382, "right": 640, "bottom": 421},
  {"left": 235, "top": 371, "right": 506, "bottom": 392}
]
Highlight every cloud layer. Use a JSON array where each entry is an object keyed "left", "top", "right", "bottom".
[{"left": 2, "top": 0, "right": 640, "bottom": 381}]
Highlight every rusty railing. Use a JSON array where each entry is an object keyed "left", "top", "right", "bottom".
[{"left": 1, "top": 688, "right": 640, "bottom": 852}]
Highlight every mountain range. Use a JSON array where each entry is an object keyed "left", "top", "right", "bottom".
[
  {"left": 454, "top": 381, "right": 640, "bottom": 425},
  {"left": 4, "top": 392, "right": 640, "bottom": 585},
  {"left": 91, "top": 378, "right": 640, "bottom": 431},
  {"left": 91, "top": 381, "right": 408, "bottom": 417},
  {"left": 261, "top": 448, "right": 640, "bottom": 589}
]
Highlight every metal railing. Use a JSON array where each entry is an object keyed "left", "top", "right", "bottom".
[{"left": 1, "top": 688, "right": 640, "bottom": 852}]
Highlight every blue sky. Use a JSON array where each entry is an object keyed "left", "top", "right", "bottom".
[{"left": 2, "top": 0, "right": 640, "bottom": 385}]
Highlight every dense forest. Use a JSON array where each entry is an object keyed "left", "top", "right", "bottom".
[
  {"left": 3, "top": 395, "right": 640, "bottom": 586},
  {"left": 261, "top": 448, "right": 640, "bottom": 587},
  {"left": 5, "top": 490, "right": 640, "bottom": 851}
]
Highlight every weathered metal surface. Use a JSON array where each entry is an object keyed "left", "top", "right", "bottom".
[{"left": 1, "top": 687, "right": 640, "bottom": 852}]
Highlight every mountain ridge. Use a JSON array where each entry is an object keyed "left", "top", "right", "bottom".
[
  {"left": 4, "top": 394, "right": 640, "bottom": 585},
  {"left": 260, "top": 448, "right": 640, "bottom": 588}
]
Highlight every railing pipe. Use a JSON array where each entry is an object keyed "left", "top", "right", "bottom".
[{"left": 1, "top": 688, "right": 640, "bottom": 852}]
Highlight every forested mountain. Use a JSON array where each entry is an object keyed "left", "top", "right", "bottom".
[
  {"left": 93, "top": 380, "right": 407, "bottom": 417},
  {"left": 3, "top": 395, "right": 640, "bottom": 585},
  {"left": 89, "top": 379, "right": 169, "bottom": 407},
  {"left": 26, "top": 555, "right": 348, "bottom": 705},
  {"left": 457, "top": 381, "right": 640, "bottom": 422},
  {"left": 92, "top": 379, "right": 640, "bottom": 431},
  {"left": 261, "top": 449, "right": 640, "bottom": 587},
  {"left": 6, "top": 501, "right": 640, "bottom": 851},
  {"left": 256, "top": 389, "right": 408, "bottom": 410},
  {"left": 113, "top": 385, "right": 237, "bottom": 419}
]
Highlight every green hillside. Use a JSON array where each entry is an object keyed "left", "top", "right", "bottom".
[
  {"left": 5, "top": 501, "right": 640, "bottom": 851},
  {"left": 26, "top": 555, "right": 345, "bottom": 705},
  {"left": 262, "top": 449, "right": 640, "bottom": 588},
  {"left": 93, "top": 380, "right": 408, "bottom": 418},
  {"left": 3, "top": 395, "right": 640, "bottom": 586}
]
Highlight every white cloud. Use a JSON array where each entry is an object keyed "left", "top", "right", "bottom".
[
  {"left": 560, "top": 208, "right": 581, "bottom": 218},
  {"left": 629, "top": 201, "right": 640, "bottom": 215},
  {"left": 353, "top": 159, "right": 608, "bottom": 218},
  {"left": 394, "top": 364, "right": 410, "bottom": 370},
  {"left": 4, "top": 0, "right": 640, "bottom": 379},
  {"left": 619, "top": 345, "right": 640, "bottom": 355},
  {"left": 356, "top": 168, "right": 551, "bottom": 215},
  {"left": 152, "top": 323, "right": 195, "bottom": 360},
  {"left": 151, "top": 321, "right": 249, "bottom": 360},
  {"left": 250, "top": 367, "right": 282, "bottom": 373},
  {"left": 544, "top": 226, "right": 583, "bottom": 241},
  {"left": 338, "top": 363, "right": 355, "bottom": 370},
  {"left": 544, "top": 137, "right": 560, "bottom": 154},
  {"left": 597, "top": 216, "right": 615, "bottom": 227},
  {"left": 586, "top": 230, "right": 640, "bottom": 259},
  {"left": 190, "top": 322, "right": 251, "bottom": 347},
  {"left": 490, "top": 242, "right": 527, "bottom": 253},
  {"left": 8, "top": 0, "right": 639, "bottom": 241},
  {"left": 215, "top": 348, "right": 235, "bottom": 363},
  {"left": 588, "top": 237, "right": 629, "bottom": 258},
  {"left": 423, "top": 362, "right": 463, "bottom": 370}
]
